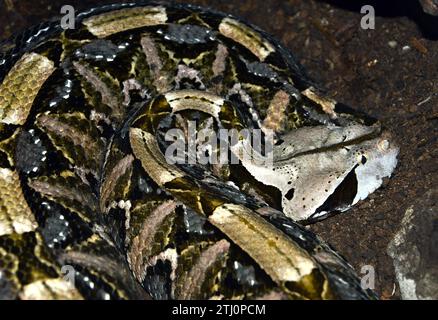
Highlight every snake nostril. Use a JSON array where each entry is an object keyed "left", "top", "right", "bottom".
[{"left": 378, "top": 139, "right": 390, "bottom": 151}]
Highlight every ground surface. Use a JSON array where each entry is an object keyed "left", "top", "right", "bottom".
[{"left": 1, "top": 0, "right": 437, "bottom": 300}]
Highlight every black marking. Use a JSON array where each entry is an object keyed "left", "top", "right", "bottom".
[
  {"left": 75, "top": 39, "right": 122, "bottom": 62},
  {"left": 334, "top": 102, "right": 378, "bottom": 126},
  {"left": 311, "top": 166, "right": 359, "bottom": 222},
  {"left": 285, "top": 188, "right": 295, "bottom": 201},
  {"left": 159, "top": 24, "right": 217, "bottom": 44},
  {"left": 15, "top": 129, "right": 48, "bottom": 176},
  {"left": 181, "top": 205, "right": 213, "bottom": 236},
  {"left": 232, "top": 261, "right": 258, "bottom": 287},
  {"left": 241, "top": 57, "right": 279, "bottom": 81},
  {"left": 143, "top": 259, "right": 173, "bottom": 300}
]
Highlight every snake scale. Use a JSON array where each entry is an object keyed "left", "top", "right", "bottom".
[{"left": 0, "top": 2, "right": 399, "bottom": 300}]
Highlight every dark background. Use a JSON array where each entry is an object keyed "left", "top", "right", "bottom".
[{"left": 1, "top": 0, "right": 437, "bottom": 299}]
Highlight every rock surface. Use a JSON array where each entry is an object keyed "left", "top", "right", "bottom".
[{"left": 387, "top": 189, "right": 438, "bottom": 300}]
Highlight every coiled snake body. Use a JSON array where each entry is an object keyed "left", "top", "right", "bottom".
[{"left": 0, "top": 2, "right": 398, "bottom": 300}]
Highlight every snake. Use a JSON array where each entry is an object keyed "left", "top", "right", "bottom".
[{"left": 0, "top": 2, "right": 399, "bottom": 300}]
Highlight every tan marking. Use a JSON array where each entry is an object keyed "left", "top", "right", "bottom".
[
  {"left": 37, "top": 113, "right": 104, "bottom": 162},
  {"left": 302, "top": 87, "right": 337, "bottom": 119},
  {"left": 212, "top": 44, "right": 228, "bottom": 77},
  {"left": 36, "top": 112, "right": 105, "bottom": 176},
  {"left": 72, "top": 61, "right": 123, "bottom": 119},
  {"left": 28, "top": 172, "right": 98, "bottom": 220},
  {"left": 219, "top": 17, "right": 275, "bottom": 61},
  {"left": 262, "top": 90, "right": 290, "bottom": 134},
  {"left": 0, "top": 168, "right": 38, "bottom": 236},
  {"left": 176, "top": 239, "right": 230, "bottom": 300},
  {"left": 122, "top": 79, "right": 148, "bottom": 106},
  {"left": 128, "top": 200, "right": 177, "bottom": 281},
  {"left": 129, "top": 128, "right": 185, "bottom": 186},
  {"left": 256, "top": 290, "right": 290, "bottom": 300},
  {"left": 165, "top": 90, "right": 224, "bottom": 117},
  {"left": 211, "top": 44, "right": 229, "bottom": 94},
  {"left": 175, "top": 65, "right": 205, "bottom": 89},
  {"left": 59, "top": 250, "right": 119, "bottom": 278},
  {"left": 0, "top": 53, "right": 55, "bottom": 125},
  {"left": 83, "top": 6, "right": 167, "bottom": 38},
  {"left": 209, "top": 203, "right": 317, "bottom": 284},
  {"left": 141, "top": 34, "right": 172, "bottom": 93},
  {"left": 100, "top": 155, "right": 134, "bottom": 213},
  {"left": 19, "top": 278, "right": 83, "bottom": 300}
]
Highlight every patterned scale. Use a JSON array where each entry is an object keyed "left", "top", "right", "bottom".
[{"left": 0, "top": 2, "right": 398, "bottom": 300}]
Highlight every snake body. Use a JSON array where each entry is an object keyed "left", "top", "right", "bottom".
[{"left": 0, "top": 2, "right": 398, "bottom": 300}]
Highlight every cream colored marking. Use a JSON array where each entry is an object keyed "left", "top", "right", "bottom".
[
  {"left": 302, "top": 87, "right": 337, "bottom": 119},
  {"left": 129, "top": 128, "right": 184, "bottom": 186},
  {"left": 0, "top": 53, "right": 55, "bottom": 125},
  {"left": 165, "top": 90, "right": 224, "bottom": 117},
  {"left": 219, "top": 17, "right": 275, "bottom": 61},
  {"left": 83, "top": 6, "right": 168, "bottom": 38},
  {"left": 0, "top": 168, "right": 38, "bottom": 236},
  {"left": 209, "top": 203, "right": 317, "bottom": 284},
  {"left": 19, "top": 279, "right": 83, "bottom": 300}
]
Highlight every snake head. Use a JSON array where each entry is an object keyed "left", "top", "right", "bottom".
[{"left": 232, "top": 123, "right": 399, "bottom": 223}]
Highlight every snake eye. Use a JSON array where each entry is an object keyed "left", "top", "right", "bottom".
[{"left": 361, "top": 155, "right": 367, "bottom": 165}]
